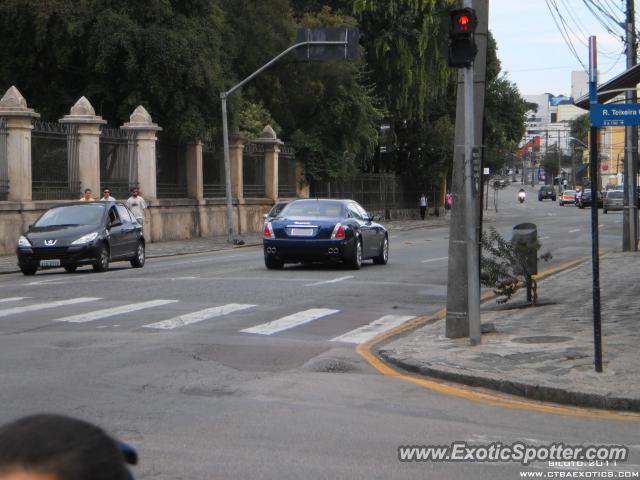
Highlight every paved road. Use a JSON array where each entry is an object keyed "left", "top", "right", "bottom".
[{"left": 0, "top": 185, "right": 637, "bottom": 479}]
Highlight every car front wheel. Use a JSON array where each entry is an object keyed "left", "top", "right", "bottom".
[
  {"left": 20, "top": 266, "right": 37, "bottom": 276},
  {"left": 373, "top": 236, "right": 389, "bottom": 265},
  {"left": 93, "top": 246, "right": 110, "bottom": 272},
  {"left": 130, "top": 241, "right": 145, "bottom": 268}
]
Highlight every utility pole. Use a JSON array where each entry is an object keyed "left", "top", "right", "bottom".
[
  {"left": 624, "top": 0, "right": 638, "bottom": 251},
  {"left": 557, "top": 129, "right": 562, "bottom": 191},
  {"left": 445, "top": 0, "right": 488, "bottom": 343}
]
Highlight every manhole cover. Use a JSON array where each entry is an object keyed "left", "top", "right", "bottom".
[{"left": 511, "top": 336, "right": 572, "bottom": 344}]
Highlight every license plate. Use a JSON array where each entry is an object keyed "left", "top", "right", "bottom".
[
  {"left": 39, "top": 259, "right": 61, "bottom": 267},
  {"left": 290, "top": 228, "right": 315, "bottom": 237}
]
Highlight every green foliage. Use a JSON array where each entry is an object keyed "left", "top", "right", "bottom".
[
  {"left": 570, "top": 113, "right": 590, "bottom": 147},
  {"left": 480, "top": 227, "right": 551, "bottom": 304}
]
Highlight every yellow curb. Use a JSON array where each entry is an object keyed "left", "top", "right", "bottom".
[{"left": 356, "top": 257, "right": 640, "bottom": 422}]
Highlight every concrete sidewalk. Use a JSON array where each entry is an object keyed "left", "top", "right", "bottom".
[
  {"left": 379, "top": 251, "right": 640, "bottom": 411},
  {"left": 0, "top": 216, "right": 449, "bottom": 274}
]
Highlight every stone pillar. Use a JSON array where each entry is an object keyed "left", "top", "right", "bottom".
[
  {"left": 254, "top": 125, "right": 282, "bottom": 201},
  {"left": 296, "top": 159, "right": 309, "bottom": 198},
  {"left": 121, "top": 106, "right": 162, "bottom": 200},
  {"left": 186, "top": 142, "right": 203, "bottom": 200},
  {"left": 229, "top": 133, "right": 244, "bottom": 199},
  {"left": 59, "top": 97, "right": 106, "bottom": 196},
  {"left": 0, "top": 86, "right": 40, "bottom": 202}
]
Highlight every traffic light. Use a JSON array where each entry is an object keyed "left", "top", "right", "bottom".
[{"left": 448, "top": 8, "right": 478, "bottom": 68}]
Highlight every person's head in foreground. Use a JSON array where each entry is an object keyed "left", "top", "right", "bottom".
[{"left": 0, "top": 414, "right": 136, "bottom": 480}]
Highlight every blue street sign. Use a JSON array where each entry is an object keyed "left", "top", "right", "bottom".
[{"left": 591, "top": 103, "right": 640, "bottom": 127}]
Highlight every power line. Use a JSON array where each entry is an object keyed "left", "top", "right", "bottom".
[{"left": 545, "top": 0, "right": 587, "bottom": 70}]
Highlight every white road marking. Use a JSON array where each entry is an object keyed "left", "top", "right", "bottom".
[
  {"left": 331, "top": 314, "right": 415, "bottom": 344},
  {"left": 569, "top": 229, "right": 581, "bottom": 233},
  {"left": 143, "top": 303, "right": 256, "bottom": 330},
  {"left": 0, "top": 297, "right": 101, "bottom": 318},
  {"left": 26, "top": 277, "right": 67, "bottom": 286},
  {"left": 305, "top": 276, "right": 353, "bottom": 287},
  {"left": 54, "top": 299, "right": 178, "bottom": 324},
  {"left": 421, "top": 256, "right": 448, "bottom": 263},
  {"left": 0, "top": 297, "right": 29, "bottom": 303},
  {"left": 241, "top": 308, "right": 339, "bottom": 335},
  {"left": 539, "top": 236, "right": 550, "bottom": 240}
]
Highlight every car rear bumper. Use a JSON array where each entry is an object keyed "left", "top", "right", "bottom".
[
  {"left": 263, "top": 237, "right": 357, "bottom": 263},
  {"left": 17, "top": 244, "right": 102, "bottom": 268}
]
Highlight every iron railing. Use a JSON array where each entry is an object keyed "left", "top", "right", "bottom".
[
  {"left": 0, "top": 118, "right": 8, "bottom": 200},
  {"left": 156, "top": 138, "right": 187, "bottom": 199},
  {"left": 100, "top": 127, "right": 137, "bottom": 200},
  {"left": 278, "top": 144, "right": 297, "bottom": 198},
  {"left": 243, "top": 142, "right": 265, "bottom": 198},
  {"left": 32, "top": 120, "right": 79, "bottom": 200},
  {"left": 203, "top": 142, "right": 225, "bottom": 198}
]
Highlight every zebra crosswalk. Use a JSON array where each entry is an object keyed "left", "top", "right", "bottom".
[{"left": 0, "top": 296, "right": 416, "bottom": 345}]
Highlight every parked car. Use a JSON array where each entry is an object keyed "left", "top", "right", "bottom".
[
  {"left": 262, "top": 198, "right": 388, "bottom": 270},
  {"left": 559, "top": 189, "right": 576, "bottom": 206},
  {"left": 603, "top": 190, "right": 624, "bottom": 213},
  {"left": 16, "top": 202, "right": 145, "bottom": 275},
  {"left": 538, "top": 185, "right": 556, "bottom": 201},
  {"left": 263, "top": 201, "right": 289, "bottom": 222}
]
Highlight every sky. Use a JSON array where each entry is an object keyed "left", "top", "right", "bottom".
[{"left": 489, "top": 0, "right": 631, "bottom": 97}]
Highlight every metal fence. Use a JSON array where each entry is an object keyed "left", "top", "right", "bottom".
[
  {"left": 31, "top": 120, "right": 79, "bottom": 200},
  {"left": 99, "top": 127, "right": 137, "bottom": 200},
  {"left": 203, "top": 142, "right": 225, "bottom": 198},
  {"left": 278, "top": 144, "right": 296, "bottom": 198},
  {"left": 310, "top": 174, "right": 424, "bottom": 212},
  {"left": 0, "top": 118, "right": 8, "bottom": 200},
  {"left": 156, "top": 138, "right": 187, "bottom": 198},
  {"left": 243, "top": 143, "right": 265, "bottom": 197}
]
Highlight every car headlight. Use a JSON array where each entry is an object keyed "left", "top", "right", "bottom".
[
  {"left": 18, "top": 236, "right": 31, "bottom": 248},
  {"left": 71, "top": 231, "right": 99, "bottom": 245}
]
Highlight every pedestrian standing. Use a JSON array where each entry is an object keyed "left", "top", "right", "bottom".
[
  {"left": 126, "top": 187, "right": 148, "bottom": 228},
  {"left": 445, "top": 192, "right": 452, "bottom": 214},
  {"left": 79, "top": 188, "right": 94, "bottom": 201},
  {"left": 100, "top": 187, "right": 116, "bottom": 201},
  {"left": 419, "top": 193, "right": 427, "bottom": 220}
]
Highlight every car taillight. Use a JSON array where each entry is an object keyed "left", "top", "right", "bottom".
[
  {"left": 263, "top": 222, "right": 274, "bottom": 239},
  {"left": 331, "top": 223, "right": 346, "bottom": 240}
]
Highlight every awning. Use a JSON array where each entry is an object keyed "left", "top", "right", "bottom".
[{"left": 574, "top": 63, "right": 640, "bottom": 110}]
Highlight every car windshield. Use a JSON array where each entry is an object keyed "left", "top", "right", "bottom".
[
  {"left": 281, "top": 201, "right": 344, "bottom": 218},
  {"left": 564, "top": 190, "right": 575, "bottom": 195},
  {"left": 607, "top": 191, "right": 623, "bottom": 198},
  {"left": 34, "top": 204, "right": 105, "bottom": 227}
]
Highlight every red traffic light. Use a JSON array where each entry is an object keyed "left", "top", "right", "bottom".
[{"left": 450, "top": 8, "right": 477, "bottom": 36}]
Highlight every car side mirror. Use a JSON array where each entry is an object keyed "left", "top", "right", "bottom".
[{"left": 367, "top": 215, "right": 376, "bottom": 222}]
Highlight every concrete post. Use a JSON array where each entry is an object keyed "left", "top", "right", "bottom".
[
  {"left": 59, "top": 97, "right": 106, "bottom": 196},
  {"left": 229, "top": 133, "right": 244, "bottom": 199},
  {"left": 0, "top": 86, "right": 40, "bottom": 202},
  {"left": 186, "top": 142, "right": 203, "bottom": 200},
  {"left": 254, "top": 125, "right": 282, "bottom": 200},
  {"left": 121, "top": 106, "right": 162, "bottom": 201}
]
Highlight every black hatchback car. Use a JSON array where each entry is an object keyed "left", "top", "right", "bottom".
[
  {"left": 16, "top": 202, "right": 145, "bottom": 275},
  {"left": 538, "top": 185, "right": 556, "bottom": 201}
]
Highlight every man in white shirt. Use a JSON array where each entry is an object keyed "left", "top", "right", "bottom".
[
  {"left": 99, "top": 187, "right": 115, "bottom": 201},
  {"left": 126, "top": 188, "right": 148, "bottom": 228}
]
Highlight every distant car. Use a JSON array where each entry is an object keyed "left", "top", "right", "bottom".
[
  {"left": 16, "top": 202, "right": 145, "bottom": 275},
  {"left": 263, "top": 201, "right": 288, "bottom": 222},
  {"left": 603, "top": 190, "right": 624, "bottom": 213},
  {"left": 559, "top": 189, "right": 576, "bottom": 206},
  {"left": 262, "top": 198, "right": 388, "bottom": 270},
  {"left": 577, "top": 189, "right": 604, "bottom": 209},
  {"left": 538, "top": 185, "right": 556, "bottom": 201}
]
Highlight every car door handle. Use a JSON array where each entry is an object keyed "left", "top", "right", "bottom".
[{"left": 123, "top": 228, "right": 134, "bottom": 233}]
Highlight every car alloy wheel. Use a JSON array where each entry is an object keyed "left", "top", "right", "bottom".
[
  {"left": 350, "top": 238, "right": 362, "bottom": 270},
  {"left": 64, "top": 265, "right": 77, "bottom": 273},
  {"left": 373, "top": 236, "right": 389, "bottom": 265},
  {"left": 20, "top": 266, "right": 37, "bottom": 276},
  {"left": 93, "top": 246, "right": 110, "bottom": 272},
  {"left": 130, "top": 241, "right": 145, "bottom": 268}
]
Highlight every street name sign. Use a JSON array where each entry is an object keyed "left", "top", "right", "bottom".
[{"left": 591, "top": 103, "right": 640, "bottom": 127}]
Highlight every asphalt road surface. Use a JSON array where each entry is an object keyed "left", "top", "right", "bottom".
[{"left": 0, "top": 184, "right": 637, "bottom": 480}]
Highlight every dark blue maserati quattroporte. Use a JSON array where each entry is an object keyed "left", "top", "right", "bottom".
[{"left": 262, "top": 199, "right": 389, "bottom": 270}]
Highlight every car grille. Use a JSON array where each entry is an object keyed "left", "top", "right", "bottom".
[{"left": 30, "top": 247, "right": 70, "bottom": 259}]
